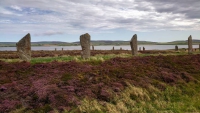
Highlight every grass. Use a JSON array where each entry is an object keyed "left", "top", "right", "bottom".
[
  {"left": 72, "top": 82, "right": 200, "bottom": 113},
  {"left": 11, "top": 82, "right": 200, "bottom": 113},
  {"left": 1, "top": 50, "right": 199, "bottom": 64},
  {"left": 0, "top": 53, "right": 132, "bottom": 64},
  {"left": 30, "top": 50, "right": 200, "bottom": 64}
]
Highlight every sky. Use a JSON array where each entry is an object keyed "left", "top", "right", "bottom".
[{"left": 0, "top": 0, "right": 200, "bottom": 42}]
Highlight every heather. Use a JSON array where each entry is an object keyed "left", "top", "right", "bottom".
[{"left": 0, "top": 53, "right": 200, "bottom": 112}]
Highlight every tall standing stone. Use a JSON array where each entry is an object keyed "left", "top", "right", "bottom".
[
  {"left": 143, "top": 47, "right": 145, "bottom": 51},
  {"left": 139, "top": 47, "right": 141, "bottom": 51},
  {"left": 188, "top": 35, "right": 193, "bottom": 54},
  {"left": 112, "top": 47, "right": 114, "bottom": 51},
  {"left": 92, "top": 45, "right": 94, "bottom": 50},
  {"left": 199, "top": 44, "right": 200, "bottom": 51},
  {"left": 130, "top": 34, "right": 138, "bottom": 55},
  {"left": 80, "top": 33, "right": 90, "bottom": 59},
  {"left": 175, "top": 45, "right": 178, "bottom": 51},
  {"left": 16, "top": 33, "right": 31, "bottom": 61}
]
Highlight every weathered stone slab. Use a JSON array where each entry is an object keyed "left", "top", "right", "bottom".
[
  {"left": 80, "top": 33, "right": 90, "bottom": 59},
  {"left": 188, "top": 35, "right": 193, "bottom": 54},
  {"left": 199, "top": 44, "right": 200, "bottom": 51},
  {"left": 143, "top": 47, "right": 145, "bottom": 51},
  {"left": 16, "top": 33, "right": 31, "bottom": 61},
  {"left": 175, "top": 45, "right": 178, "bottom": 51},
  {"left": 130, "top": 34, "right": 138, "bottom": 55},
  {"left": 139, "top": 47, "right": 141, "bottom": 51},
  {"left": 92, "top": 45, "right": 94, "bottom": 50}
]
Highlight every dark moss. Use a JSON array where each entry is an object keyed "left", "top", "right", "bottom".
[
  {"left": 61, "top": 73, "right": 73, "bottom": 82},
  {"left": 33, "top": 104, "right": 53, "bottom": 113}
]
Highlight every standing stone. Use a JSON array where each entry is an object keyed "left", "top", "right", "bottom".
[
  {"left": 92, "top": 45, "right": 94, "bottom": 50},
  {"left": 80, "top": 33, "right": 90, "bottom": 59},
  {"left": 130, "top": 34, "right": 138, "bottom": 55},
  {"left": 55, "top": 48, "right": 57, "bottom": 51},
  {"left": 139, "top": 47, "right": 141, "bottom": 51},
  {"left": 175, "top": 45, "right": 178, "bottom": 51},
  {"left": 62, "top": 48, "right": 63, "bottom": 51},
  {"left": 199, "top": 44, "right": 200, "bottom": 51},
  {"left": 120, "top": 47, "right": 122, "bottom": 50},
  {"left": 16, "top": 33, "right": 31, "bottom": 61},
  {"left": 112, "top": 47, "right": 114, "bottom": 51},
  {"left": 188, "top": 35, "right": 193, "bottom": 54},
  {"left": 143, "top": 47, "right": 145, "bottom": 51}
]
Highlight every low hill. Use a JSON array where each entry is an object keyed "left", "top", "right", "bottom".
[
  {"left": 158, "top": 40, "right": 200, "bottom": 45},
  {"left": 83, "top": 40, "right": 157, "bottom": 45}
]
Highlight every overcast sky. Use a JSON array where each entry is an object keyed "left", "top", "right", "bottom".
[{"left": 0, "top": 0, "right": 200, "bottom": 42}]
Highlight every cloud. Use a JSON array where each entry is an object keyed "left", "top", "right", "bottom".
[
  {"left": 10, "top": 5, "right": 22, "bottom": 11},
  {"left": 140, "top": 0, "right": 200, "bottom": 19},
  {"left": 0, "top": 0, "right": 200, "bottom": 36},
  {"left": 34, "top": 31, "right": 64, "bottom": 36}
]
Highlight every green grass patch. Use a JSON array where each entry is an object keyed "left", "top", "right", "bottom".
[
  {"left": 30, "top": 54, "right": 132, "bottom": 64},
  {"left": 73, "top": 82, "right": 200, "bottom": 113},
  {"left": 1, "top": 50, "right": 200, "bottom": 64}
]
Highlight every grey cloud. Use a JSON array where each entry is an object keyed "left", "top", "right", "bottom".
[
  {"left": 140, "top": 0, "right": 200, "bottom": 19},
  {"left": 34, "top": 31, "right": 64, "bottom": 36},
  {"left": 0, "top": 0, "right": 200, "bottom": 35}
]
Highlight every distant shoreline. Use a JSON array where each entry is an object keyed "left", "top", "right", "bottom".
[
  {"left": 0, "top": 39, "right": 200, "bottom": 47},
  {"left": 1, "top": 44, "right": 200, "bottom": 47},
  {"left": 1, "top": 45, "right": 199, "bottom": 51}
]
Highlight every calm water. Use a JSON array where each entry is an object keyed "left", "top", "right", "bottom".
[{"left": 0, "top": 45, "right": 199, "bottom": 51}]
